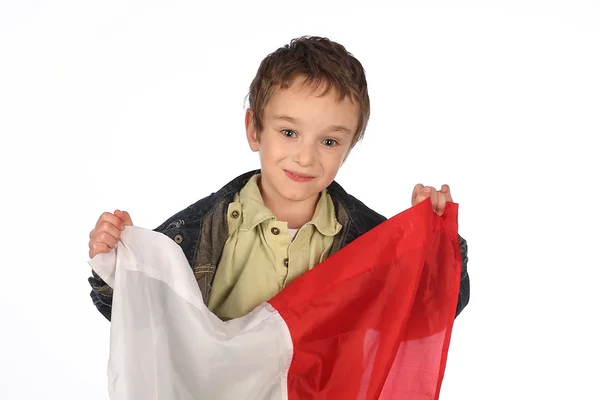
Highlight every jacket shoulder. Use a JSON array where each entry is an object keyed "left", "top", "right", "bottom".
[
  {"left": 153, "top": 192, "right": 217, "bottom": 233},
  {"left": 344, "top": 192, "right": 387, "bottom": 228},
  {"left": 153, "top": 170, "right": 259, "bottom": 233},
  {"left": 327, "top": 180, "right": 387, "bottom": 234}
]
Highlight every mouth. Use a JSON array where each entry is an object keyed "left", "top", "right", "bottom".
[{"left": 284, "top": 170, "right": 315, "bottom": 182}]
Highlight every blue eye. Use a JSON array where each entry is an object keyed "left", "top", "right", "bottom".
[
  {"left": 323, "top": 139, "right": 338, "bottom": 147},
  {"left": 281, "top": 129, "right": 296, "bottom": 138}
]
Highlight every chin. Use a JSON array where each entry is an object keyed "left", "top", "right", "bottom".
[{"left": 278, "top": 187, "right": 319, "bottom": 202}]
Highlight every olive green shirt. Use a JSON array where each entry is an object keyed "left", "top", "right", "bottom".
[{"left": 207, "top": 174, "right": 342, "bottom": 320}]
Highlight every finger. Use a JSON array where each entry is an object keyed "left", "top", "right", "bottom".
[
  {"left": 412, "top": 184, "right": 425, "bottom": 204},
  {"left": 436, "top": 188, "right": 447, "bottom": 215},
  {"left": 97, "top": 212, "right": 125, "bottom": 230},
  {"left": 93, "top": 231, "right": 119, "bottom": 249},
  {"left": 115, "top": 210, "right": 134, "bottom": 227},
  {"left": 91, "top": 221, "right": 122, "bottom": 242},
  {"left": 428, "top": 186, "right": 439, "bottom": 212},
  {"left": 442, "top": 184, "right": 453, "bottom": 203},
  {"left": 89, "top": 241, "right": 111, "bottom": 259},
  {"left": 412, "top": 185, "right": 431, "bottom": 206}
]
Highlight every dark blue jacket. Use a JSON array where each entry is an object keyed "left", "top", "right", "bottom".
[{"left": 89, "top": 170, "right": 470, "bottom": 321}]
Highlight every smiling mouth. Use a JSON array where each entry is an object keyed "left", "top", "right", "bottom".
[{"left": 284, "top": 170, "right": 314, "bottom": 182}]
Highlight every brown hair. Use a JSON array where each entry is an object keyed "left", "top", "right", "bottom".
[{"left": 247, "top": 36, "right": 370, "bottom": 147}]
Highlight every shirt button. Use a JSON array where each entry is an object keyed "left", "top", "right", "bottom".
[
  {"left": 283, "top": 258, "right": 289, "bottom": 268},
  {"left": 231, "top": 210, "right": 240, "bottom": 219},
  {"left": 174, "top": 234, "right": 183, "bottom": 244},
  {"left": 271, "top": 227, "right": 280, "bottom": 235}
]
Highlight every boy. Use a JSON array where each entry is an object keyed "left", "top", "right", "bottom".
[{"left": 87, "top": 36, "right": 470, "bottom": 322}]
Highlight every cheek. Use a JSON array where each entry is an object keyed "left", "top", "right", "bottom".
[
  {"left": 259, "top": 135, "right": 284, "bottom": 160},
  {"left": 321, "top": 151, "right": 346, "bottom": 174}
]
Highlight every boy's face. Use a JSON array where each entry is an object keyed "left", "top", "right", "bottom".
[{"left": 246, "top": 75, "right": 359, "bottom": 206}]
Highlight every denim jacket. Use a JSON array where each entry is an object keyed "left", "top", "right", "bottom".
[{"left": 89, "top": 170, "right": 470, "bottom": 321}]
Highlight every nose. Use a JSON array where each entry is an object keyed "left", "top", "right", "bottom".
[{"left": 292, "top": 142, "right": 317, "bottom": 167}]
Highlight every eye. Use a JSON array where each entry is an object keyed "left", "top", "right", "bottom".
[
  {"left": 281, "top": 129, "right": 297, "bottom": 138},
  {"left": 322, "top": 138, "right": 338, "bottom": 147}
]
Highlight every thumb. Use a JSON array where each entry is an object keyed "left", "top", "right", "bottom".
[
  {"left": 441, "top": 184, "right": 453, "bottom": 202},
  {"left": 412, "top": 184, "right": 425, "bottom": 205},
  {"left": 412, "top": 184, "right": 432, "bottom": 207},
  {"left": 115, "top": 210, "right": 134, "bottom": 226}
]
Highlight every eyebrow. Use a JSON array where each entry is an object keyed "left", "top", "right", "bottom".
[{"left": 273, "top": 115, "right": 353, "bottom": 135}]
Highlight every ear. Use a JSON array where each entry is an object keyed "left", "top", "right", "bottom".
[{"left": 245, "top": 109, "right": 260, "bottom": 152}]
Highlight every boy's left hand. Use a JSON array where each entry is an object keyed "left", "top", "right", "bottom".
[{"left": 412, "top": 184, "right": 453, "bottom": 216}]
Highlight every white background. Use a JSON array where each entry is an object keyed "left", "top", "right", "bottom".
[{"left": 1, "top": 1, "right": 599, "bottom": 399}]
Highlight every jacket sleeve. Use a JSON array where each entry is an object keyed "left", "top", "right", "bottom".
[
  {"left": 455, "top": 234, "right": 470, "bottom": 317},
  {"left": 88, "top": 270, "right": 114, "bottom": 321}
]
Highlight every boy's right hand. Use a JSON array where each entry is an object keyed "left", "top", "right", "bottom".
[{"left": 88, "top": 210, "right": 133, "bottom": 259}]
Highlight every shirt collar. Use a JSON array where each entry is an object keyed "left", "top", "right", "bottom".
[
  {"left": 238, "top": 174, "right": 341, "bottom": 236},
  {"left": 239, "top": 174, "right": 276, "bottom": 230}
]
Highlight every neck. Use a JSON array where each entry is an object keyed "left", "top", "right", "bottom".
[{"left": 258, "top": 178, "right": 319, "bottom": 229}]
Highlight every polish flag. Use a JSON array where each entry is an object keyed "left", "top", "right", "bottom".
[{"left": 89, "top": 199, "right": 462, "bottom": 400}]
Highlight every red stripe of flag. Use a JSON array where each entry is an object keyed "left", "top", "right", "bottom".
[{"left": 269, "top": 199, "right": 462, "bottom": 400}]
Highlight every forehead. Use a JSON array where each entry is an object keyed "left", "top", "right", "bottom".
[{"left": 264, "top": 76, "right": 360, "bottom": 128}]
